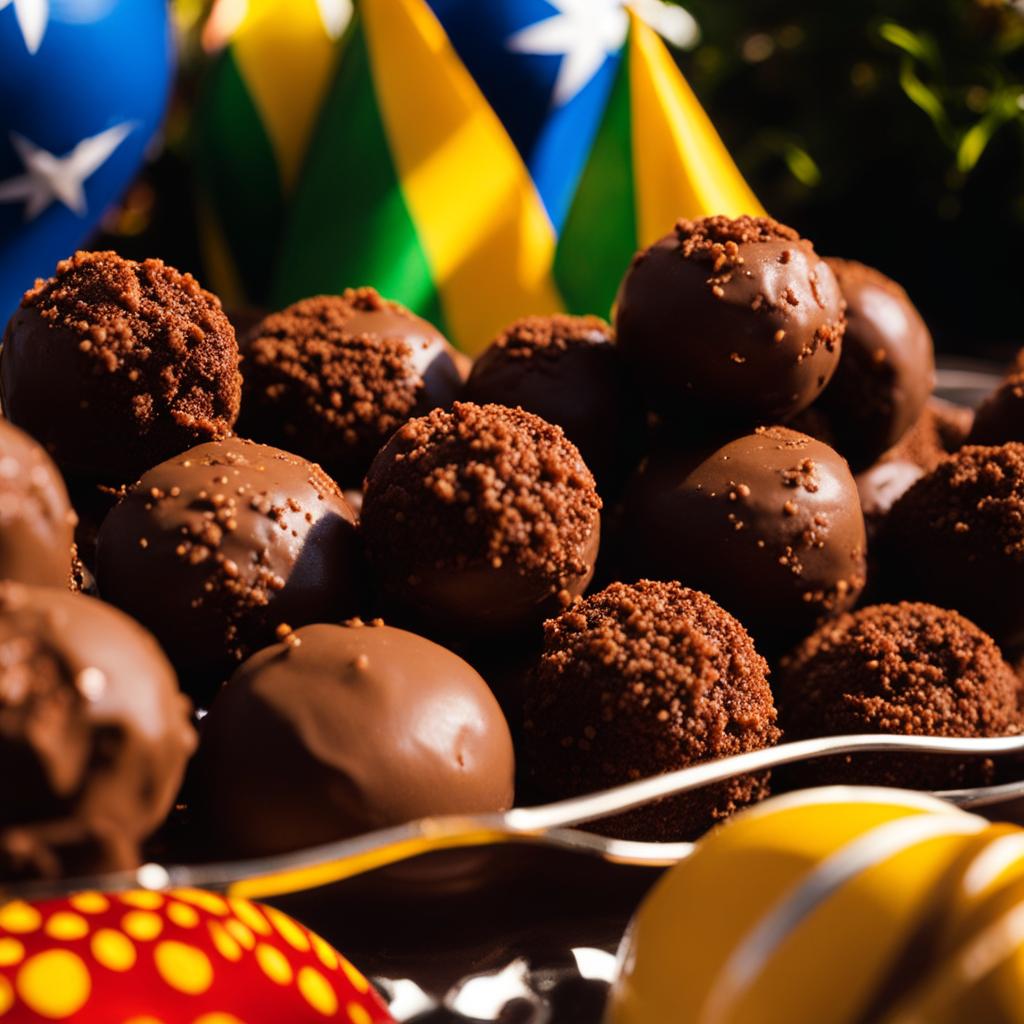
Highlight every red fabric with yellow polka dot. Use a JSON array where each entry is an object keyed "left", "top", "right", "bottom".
[{"left": 0, "top": 889, "right": 394, "bottom": 1023}]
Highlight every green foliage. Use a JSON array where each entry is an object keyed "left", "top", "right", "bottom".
[{"left": 667, "top": 0, "right": 1024, "bottom": 351}]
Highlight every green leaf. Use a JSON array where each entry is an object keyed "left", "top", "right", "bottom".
[
  {"left": 783, "top": 143, "right": 822, "bottom": 187},
  {"left": 956, "top": 89, "right": 1024, "bottom": 174},
  {"left": 878, "top": 21, "right": 939, "bottom": 68},
  {"left": 898, "top": 56, "right": 952, "bottom": 142}
]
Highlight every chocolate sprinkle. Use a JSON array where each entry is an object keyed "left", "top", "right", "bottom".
[{"left": 524, "top": 580, "right": 780, "bottom": 841}]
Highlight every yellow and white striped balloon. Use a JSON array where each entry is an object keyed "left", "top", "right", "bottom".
[{"left": 607, "top": 787, "right": 1024, "bottom": 1024}]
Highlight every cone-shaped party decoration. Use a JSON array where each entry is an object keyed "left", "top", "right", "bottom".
[{"left": 196, "top": 0, "right": 762, "bottom": 352}]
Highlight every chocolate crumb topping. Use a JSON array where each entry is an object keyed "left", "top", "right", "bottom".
[
  {"left": 674, "top": 214, "right": 800, "bottom": 265},
  {"left": 2, "top": 251, "right": 240, "bottom": 482},
  {"left": 362, "top": 402, "right": 601, "bottom": 637},
  {"left": 240, "top": 289, "right": 461, "bottom": 487},
  {"left": 488, "top": 314, "right": 613, "bottom": 358},
  {"left": 780, "top": 602, "right": 1022, "bottom": 788},
  {"left": 524, "top": 580, "right": 779, "bottom": 841},
  {"left": 885, "top": 443, "right": 1024, "bottom": 645}
]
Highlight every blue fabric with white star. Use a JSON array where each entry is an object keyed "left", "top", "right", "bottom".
[
  {"left": 425, "top": 0, "right": 623, "bottom": 232},
  {"left": 0, "top": 0, "right": 172, "bottom": 321}
]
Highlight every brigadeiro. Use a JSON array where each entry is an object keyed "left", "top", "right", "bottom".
[
  {"left": 0, "top": 583, "right": 195, "bottom": 878},
  {"left": 96, "top": 438, "right": 361, "bottom": 699},
  {"left": 239, "top": 289, "right": 463, "bottom": 488},
  {"left": 196, "top": 620, "right": 515, "bottom": 857},
  {"left": 0, "top": 419, "right": 77, "bottom": 588},
  {"left": 808, "top": 258, "right": 935, "bottom": 470},
  {"left": 852, "top": 397, "right": 972, "bottom": 544},
  {"left": 523, "top": 580, "right": 780, "bottom": 841},
  {"left": 778, "top": 602, "right": 1023, "bottom": 789},
  {"left": 615, "top": 215, "right": 845, "bottom": 424},
  {"left": 856, "top": 458, "right": 924, "bottom": 542},
  {"left": 1, "top": 251, "right": 241, "bottom": 484},
  {"left": 463, "top": 314, "right": 641, "bottom": 488},
  {"left": 361, "top": 402, "right": 601, "bottom": 639},
  {"left": 884, "top": 443, "right": 1024, "bottom": 646},
  {"left": 966, "top": 373, "right": 1024, "bottom": 446},
  {"left": 620, "top": 426, "right": 867, "bottom": 647}
]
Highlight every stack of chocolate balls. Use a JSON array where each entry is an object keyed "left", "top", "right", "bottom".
[{"left": 0, "top": 209, "right": 1021, "bottom": 877}]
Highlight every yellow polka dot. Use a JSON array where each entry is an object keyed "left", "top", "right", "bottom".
[
  {"left": 347, "top": 1005, "right": 372, "bottom": 1024},
  {"left": 264, "top": 906, "right": 310, "bottom": 952},
  {"left": 192, "top": 1015, "right": 245, "bottom": 1024},
  {"left": 91, "top": 929, "right": 136, "bottom": 972},
  {"left": 298, "top": 966, "right": 338, "bottom": 1017},
  {"left": 0, "top": 902, "right": 40, "bottom": 934},
  {"left": 228, "top": 900, "right": 271, "bottom": 936},
  {"left": 123, "top": 911, "right": 163, "bottom": 941},
  {"left": 340, "top": 956, "right": 370, "bottom": 994},
  {"left": 154, "top": 941, "right": 213, "bottom": 996},
  {"left": 0, "top": 975, "right": 12, "bottom": 1015},
  {"left": 255, "top": 943, "right": 292, "bottom": 985},
  {"left": 0, "top": 939, "right": 23, "bottom": 967},
  {"left": 122, "top": 1018, "right": 164, "bottom": 1024},
  {"left": 174, "top": 890, "right": 229, "bottom": 917},
  {"left": 311, "top": 933, "right": 338, "bottom": 971},
  {"left": 17, "top": 949, "right": 91, "bottom": 1018},
  {"left": 207, "top": 922, "right": 241, "bottom": 963},
  {"left": 225, "top": 919, "right": 254, "bottom": 950},
  {"left": 45, "top": 912, "right": 89, "bottom": 941},
  {"left": 121, "top": 892, "right": 164, "bottom": 911},
  {"left": 70, "top": 893, "right": 109, "bottom": 915},
  {"left": 167, "top": 902, "right": 199, "bottom": 929}
]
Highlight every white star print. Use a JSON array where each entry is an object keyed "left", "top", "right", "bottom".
[
  {"left": 315, "top": 0, "right": 352, "bottom": 40},
  {"left": 0, "top": 123, "right": 134, "bottom": 220},
  {"left": 507, "top": 0, "right": 628, "bottom": 107},
  {"left": 0, "top": 0, "right": 49, "bottom": 54}
]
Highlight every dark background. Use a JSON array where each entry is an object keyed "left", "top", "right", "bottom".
[{"left": 99, "top": 0, "right": 1024, "bottom": 360}]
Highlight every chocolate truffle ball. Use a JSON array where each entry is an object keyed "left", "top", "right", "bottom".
[
  {"left": 0, "top": 584, "right": 195, "bottom": 878},
  {"left": 96, "top": 439, "right": 361, "bottom": 698},
  {"left": 620, "top": 427, "right": 867, "bottom": 646},
  {"left": 779, "top": 602, "right": 1023, "bottom": 788},
  {"left": 1, "top": 251, "right": 241, "bottom": 484},
  {"left": 463, "top": 314, "right": 640, "bottom": 487},
  {"left": 967, "top": 373, "right": 1024, "bottom": 446},
  {"left": 197, "top": 620, "right": 515, "bottom": 857},
  {"left": 523, "top": 580, "right": 780, "bottom": 841},
  {"left": 615, "top": 215, "right": 845, "bottom": 424},
  {"left": 885, "top": 443, "right": 1024, "bottom": 646},
  {"left": 0, "top": 419, "right": 77, "bottom": 587},
  {"left": 809, "top": 258, "right": 934, "bottom": 470},
  {"left": 239, "top": 290, "right": 462, "bottom": 487},
  {"left": 361, "top": 402, "right": 602, "bottom": 639},
  {"left": 856, "top": 458, "right": 924, "bottom": 541}
]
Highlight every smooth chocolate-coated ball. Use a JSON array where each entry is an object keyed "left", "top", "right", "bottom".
[
  {"left": 1, "top": 251, "right": 241, "bottom": 484},
  {"left": 464, "top": 314, "right": 641, "bottom": 488},
  {"left": 0, "top": 419, "right": 76, "bottom": 587},
  {"left": 197, "top": 620, "right": 515, "bottom": 856},
  {"left": 0, "top": 584, "right": 195, "bottom": 878},
  {"left": 811, "top": 258, "right": 935, "bottom": 470},
  {"left": 615, "top": 216, "right": 845, "bottom": 424},
  {"left": 239, "top": 289, "right": 462, "bottom": 487},
  {"left": 523, "top": 580, "right": 779, "bottom": 841},
  {"left": 620, "top": 426, "right": 867, "bottom": 646},
  {"left": 96, "top": 439, "right": 361, "bottom": 697},
  {"left": 361, "top": 402, "right": 601, "bottom": 640},
  {"left": 967, "top": 373, "right": 1024, "bottom": 446}
]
